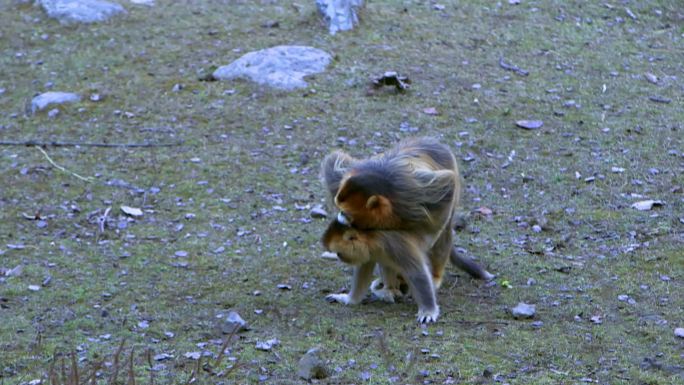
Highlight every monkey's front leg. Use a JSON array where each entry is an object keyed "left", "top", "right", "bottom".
[
  {"left": 326, "top": 262, "right": 375, "bottom": 305},
  {"left": 405, "top": 265, "right": 440, "bottom": 323}
]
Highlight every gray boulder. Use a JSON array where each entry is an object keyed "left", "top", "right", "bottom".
[
  {"left": 37, "top": 0, "right": 126, "bottom": 24},
  {"left": 298, "top": 348, "right": 330, "bottom": 380},
  {"left": 316, "top": 0, "right": 363, "bottom": 35},
  {"left": 213, "top": 45, "right": 331, "bottom": 91},
  {"left": 31, "top": 91, "right": 81, "bottom": 113}
]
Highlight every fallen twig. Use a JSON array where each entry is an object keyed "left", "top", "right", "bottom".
[
  {"left": 35, "top": 146, "right": 94, "bottom": 182},
  {"left": 1, "top": 140, "right": 184, "bottom": 148},
  {"left": 499, "top": 57, "right": 529, "bottom": 76}
]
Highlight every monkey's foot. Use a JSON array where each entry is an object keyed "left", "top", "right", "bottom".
[
  {"left": 370, "top": 278, "right": 403, "bottom": 303},
  {"left": 482, "top": 271, "right": 496, "bottom": 281},
  {"left": 370, "top": 278, "right": 384, "bottom": 292},
  {"left": 325, "top": 293, "right": 360, "bottom": 305},
  {"left": 417, "top": 307, "right": 440, "bottom": 324},
  {"left": 371, "top": 287, "right": 402, "bottom": 303}
]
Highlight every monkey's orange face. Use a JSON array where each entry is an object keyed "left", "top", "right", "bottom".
[
  {"left": 321, "top": 220, "right": 374, "bottom": 266},
  {"left": 334, "top": 178, "right": 399, "bottom": 230}
]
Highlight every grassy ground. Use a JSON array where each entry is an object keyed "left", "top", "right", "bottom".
[{"left": 1, "top": 1, "right": 682, "bottom": 384}]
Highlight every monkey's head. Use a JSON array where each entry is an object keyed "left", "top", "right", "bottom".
[
  {"left": 334, "top": 171, "right": 401, "bottom": 230},
  {"left": 321, "top": 218, "right": 376, "bottom": 266}
]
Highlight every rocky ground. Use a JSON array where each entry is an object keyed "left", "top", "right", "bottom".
[{"left": 0, "top": 1, "right": 682, "bottom": 384}]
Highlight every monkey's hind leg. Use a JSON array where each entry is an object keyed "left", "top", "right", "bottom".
[
  {"left": 370, "top": 266, "right": 404, "bottom": 303},
  {"left": 428, "top": 228, "right": 454, "bottom": 290},
  {"left": 326, "top": 262, "right": 375, "bottom": 305}
]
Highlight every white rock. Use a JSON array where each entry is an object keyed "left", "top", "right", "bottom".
[
  {"left": 129, "top": 0, "right": 154, "bottom": 5},
  {"left": 256, "top": 338, "right": 280, "bottom": 351},
  {"left": 120, "top": 205, "right": 143, "bottom": 217},
  {"left": 31, "top": 91, "right": 81, "bottom": 113},
  {"left": 631, "top": 200, "right": 664, "bottom": 211},
  {"left": 38, "top": 0, "right": 126, "bottom": 24},
  {"left": 316, "top": 0, "right": 364, "bottom": 35},
  {"left": 213, "top": 46, "right": 331, "bottom": 90},
  {"left": 675, "top": 328, "right": 684, "bottom": 338},
  {"left": 511, "top": 302, "right": 536, "bottom": 318}
]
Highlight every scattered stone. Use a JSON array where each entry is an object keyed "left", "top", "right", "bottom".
[
  {"left": 222, "top": 310, "right": 249, "bottom": 333},
  {"left": 213, "top": 46, "right": 331, "bottom": 90},
  {"left": 89, "top": 93, "right": 101, "bottom": 102},
  {"left": 631, "top": 200, "right": 664, "bottom": 211},
  {"left": 28, "top": 285, "right": 41, "bottom": 292},
  {"left": 129, "top": 0, "right": 154, "bottom": 5},
  {"left": 47, "top": 108, "right": 60, "bottom": 118},
  {"left": 31, "top": 91, "right": 81, "bottom": 113},
  {"left": 298, "top": 347, "right": 330, "bottom": 380},
  {"left": 310, "top": 205, "right": 328, "bottom": 219},
  {"left": 590, "top": 315, "right": 603, "bottom": 324},
  {"left": 516, "top": 120, "right": 544, "bottom": 130},
  {"left": 261, "top": 20, "right": 280, "bottom": 28},
  {"left": 316, "top": 0, "right": 363, "bottom": 35},
  {"left": 649, "top": 95, "right": 671, "bottom": 104},
  {"left": 277, "top": 284, "right": 292, "bottom": 290},
  {"left": 256, "top": 338, "right": 280, "bottom": 351},
  {"left": 644, "top": 72, "right": 658, "bottom": 84},
  {"left": 38, "top": 0, "right": 126, "bottom": 25},
  {"left": 120, "top": 205, "right": 143, "bottom": 217},
  {"left": 511, "top": 302, "right": 536, "bottom": 319},
  {"left": 153, "top": 353, "right": 173, "bottom": 361},
  {"left": 675, "top": 328, "right": 684, "bottom": 338},
  {"left": 184, "top": 352, "right": 201, "bottom": 360},
  {"left": 372, "top": 71, "right": 411, "bottom": 91}
]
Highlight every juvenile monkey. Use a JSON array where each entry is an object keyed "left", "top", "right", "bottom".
[
  {"left": 320, "top": 137, "right": 493, "bottom": 323},
  {"left": 321, "top": 215, "right": 493, "bottom": 322}
]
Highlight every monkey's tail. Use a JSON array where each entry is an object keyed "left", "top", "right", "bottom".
[{"left": 449, "top": 247, "right": 495, "bottom": 281}]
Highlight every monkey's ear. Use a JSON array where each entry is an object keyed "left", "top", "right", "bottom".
[{"left": 365, "top": 195, "right": 389, "bottom": 210}]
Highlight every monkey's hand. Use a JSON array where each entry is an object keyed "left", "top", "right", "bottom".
[
  {"left": 325, "top": 293, "right": 361, "bottom": 305},
  {"left": 417, "top": 306, "right": 440, "bottom": 324}
]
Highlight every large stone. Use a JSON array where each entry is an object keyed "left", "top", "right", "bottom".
[
  {"left": 213, "top": 46, "right": 331, "bottom": 91},
  {"left": 316, "top": 0, "right": 363, "bottom": 35},
  {"left": 37, "top": 0, "right": 126, "bottom": 24},
  {"left": 297, "top": 348, "right": 330, "bottom": 380},
  {"left": 31, "top": 91, "right": 81, "bottom": 113}
]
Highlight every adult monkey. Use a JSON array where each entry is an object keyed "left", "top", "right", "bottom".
[{"left": 320, "top": 137, "right": 493, "bottom": 323}]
